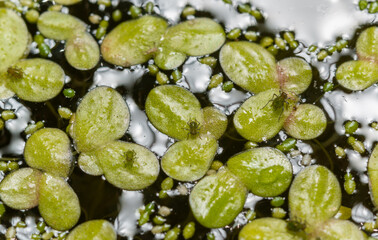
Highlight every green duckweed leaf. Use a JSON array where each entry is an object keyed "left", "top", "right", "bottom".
[
  {"left": 96, "top": 141, "right": 159, "bottom": 190},
  {"left": 284, "top": 104, "right": 327, "bottom": 140},
  {"left": 277, "top": 57, "right": 312, "bottom": 95},
  {"left": 219, "top": 41, "right": 279, "bottom": 93},
  {"left": 161, "top": 18, "right": 225, "bottom": 56},
  {"left": 311, "top": 219, "right": 365, "bottom": 240},
  {"left": 145, "top": 85, "right": 203, "bottom": 140},
  {"left": 233, "top": 89, "right": 295, "bottom": 142},
  {"left": 37, "top": 11, "right": 86, "bottom": 40},
  {"left": 368, "top": 145, "right": 378, "bottom": 207},
  {"left": 101, "top": 15, "right": 168, "bottom": 67},
  {"left": 7, "top": 58, "right": 65, "bottom": 102},
  {"left": 289, "top": 165, "right": 341, "bottom": 227},
  {"left": 72, "top": 87, "right": 130, "bottom": 152},
  {"left": 65, "top": 31, "right": 100, "bottom": 70},
  {"left": 0, "top": 72, "right": 14, "bottom": 99},
  {"left": 356, "top": 26, "right": 378, "bottom": 63},
  {"left": 161, "top": 136, "right": 218, "bottom": 181},
  {"left": 54, "top": 0, "right": 82, "bottom": 5},
  {"left": 24, "top": 128, "right": 73, "bottom": 178},
  {"left": 239, "top": 218, "right": 302, "bottom": 240},
  {"left": 78, "top": 152, "right": 103, "bottom": 176},
  {"left": 0, "top": 8, "right": 29, "bottom": 72},
  {"left": 38, "top": 173, "right": 80, "bottom": 231},
  {"left": 154, "top": 18, "right": 224, "bottom": 70},
  {"left": 336, "top": 60, "right": 378, "bottom": 91},
  {"left": 200, "top": 106, "right": 228, "bottom": 140},
  {"left": 189, "top": 168, "right": 247, "bottom": 228},
  {"left": 66, "top": 220, "right": 117, "bottom": 240},
  {"left": 227, "top": 147, "right": 292, "bottom": 197},
  {"left": 154, "top": 48, "right": 187, "bottom": 70},
  {"left": 0, "top": 168, "right": 42, "bottom": 210}
]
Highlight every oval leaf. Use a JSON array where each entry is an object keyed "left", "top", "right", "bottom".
[
  {"left": 312, "top": 219, "right": 365, "bottom": 240},
  {"left": 25, "top": 128, "right": 73, "bottom": 178},
  {"left": 289, "top": 165, "right": 341, "bottom": 227},
  {"left": 356, "top": 26, "right": 378, "bottom": 63},
  {"left": 162, "top": 136, "right": 218, "bottom": 181},
  {"left": 145, "top": 85, "right": 203, "bottom": 140},
  {"left": 277, "top": 57, "right": 312, "bottom": 95},
  {"left": 38, "top": 173, "right": 80, "bottom": 231},
  {"left": 65, "top": 31, "right": 100, "bottom": 70},
  {"left": 336, "top": 60, "right": 378, "bottom": 91},
  {"left": 54, "top": 0, "right": 81, "bottom": 5},
  {"left": 0, "top": 72, "right": 14, "bottom": 99},
  {"left": 96, "top": 141, "right": 159, "bottom": 190},
  {"left": 66, "top": 220, "right": 117, "bottom": 240},
  {"left": 0, "top": 168, "right": 42, "bottom": 210},
  {"left": 73, "top": 87, "right": 130, "bottom": 152},
  {"left": 101, "top": 15, "right": 167, "bottom": 67},
  {"left": 78, "top": 152, "right": 103, "bottom": 176},
  {"left": 234, "top": 89, "right": 294, "bottom": 142},
  {"left": 239, "top": 218, "right": 302, "bottom": 240},
  {"left": 284, "top": 104, "right": 327, "bottom": 140},
  {"left": 189, "top": 168, "right": 247, "bottom": 228},
  {"left": 368, "top": 145, "right": 378, "bottom": 207},
  {"left": 201, "top": 106, "right": 228, "bottom": 140},
  {"left": 37, "top": 11, "right": 86, "bottom": 40},
  {"left": 0, "top": 8, "right": 29, "bottom": 72},
  {"left": 154, "top": 18, "right": 225, "bottom": 70},
  {"left": 154, "top": 48, "right": 187, "bottom": 71},
  {"left": 162, "top": 18, "right": 225, "bottom": 56},
  {"left": 220, "top": 41, "right": 279, "bottom": 93},
  {"left": 227, "top": 147, "right": 293, "bottom": 197},
  {"left": 7, "top": 58, "right": 65, "bottom": 102}
]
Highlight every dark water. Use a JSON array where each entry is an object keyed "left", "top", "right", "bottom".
[{"left": 0, "top": 0, "right": 378, "bottom": 239}]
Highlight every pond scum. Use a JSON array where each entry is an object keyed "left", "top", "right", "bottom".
[{"left": 0, "top": 0, "right": 377, "bottom": 239}]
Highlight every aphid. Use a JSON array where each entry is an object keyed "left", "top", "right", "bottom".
[
  {"left": 183, "top": 118, "right": 201, "bottom": 138},
  {"left": 7, "top": 66, "right": 24, "bottom": 79},
  {"left": 122, "top": 150, "right": 136, "bottom": 168},
  {"left": 262, "top": 90, "right": 293, "bottom": 119},
  {"left": 286, "top": 218, "right": 306, "bottom": 232}
]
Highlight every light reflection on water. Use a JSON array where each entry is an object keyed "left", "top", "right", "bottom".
[
  {"left": 208, "top": 87, "right": 250, "bottom": 115},
  {"left": 115, "top": 191, "right": 144, "bottom": 239},
  {"left": 352, "top": 202, "right": 374, "bottom": 223},
  {"left": 321, "top": 86, "right": 378, "bottom": 182},
  {"left": 0, "top": 98, "right": 31, "bottom": 157},
  {"left": 180, "top": 57, "right": 212, "bottom": 93},
  {"left": 321, "top": 86, "right": 378, "bottom": 152},
  {"left": 253, "top": 0, "right": 376, "bottom": 45},
  {"left": 158, "top": 0, "right": 256, "bottom": 30}
]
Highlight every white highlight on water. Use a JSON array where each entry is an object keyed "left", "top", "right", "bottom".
[
  {"left": 252, "top": 0, "right": 376, "bottom": 45},
  {"left": 114, "top": 191, "right": 144, "bottom": 239}
]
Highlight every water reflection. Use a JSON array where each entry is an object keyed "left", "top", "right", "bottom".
[
  {"left": 208, "top": 86, "right": 250, "bottom": 115},
  {"left": 179, "top": 57, "right": 212, "bottom": 93},
  {"left": 0, "top": 98, "right": 31, "bottom": 157},
  {"left": 158, "top": 0, "right": 256, "bottom": 30},
  {"left": 351, "top": 202, "right": 374, "bottom": 223},
  {"left": 253, "top": 0, "right": 376, "bottom": 45},
  {"left": 321, "top": 86, "right": 378, "bottom": 152},
  {"left": 115, "top": 191, "right": 144, "bottom": 239}
]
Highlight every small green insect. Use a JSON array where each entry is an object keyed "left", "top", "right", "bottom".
[
  {"left": 7, "top": 66, "right": 24, "bottom": 79},
  {"left": 262, "top": 91, "right": 293, "bottom": 119},
  {"left": 286, "top": 218, "right": 306, "bottom": 232},
  {"left": 122, "top": 150, "right": 136, "bottom": 168},
  {"left": 183, "top": 118, "right": 201, "bottom": 138}
]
